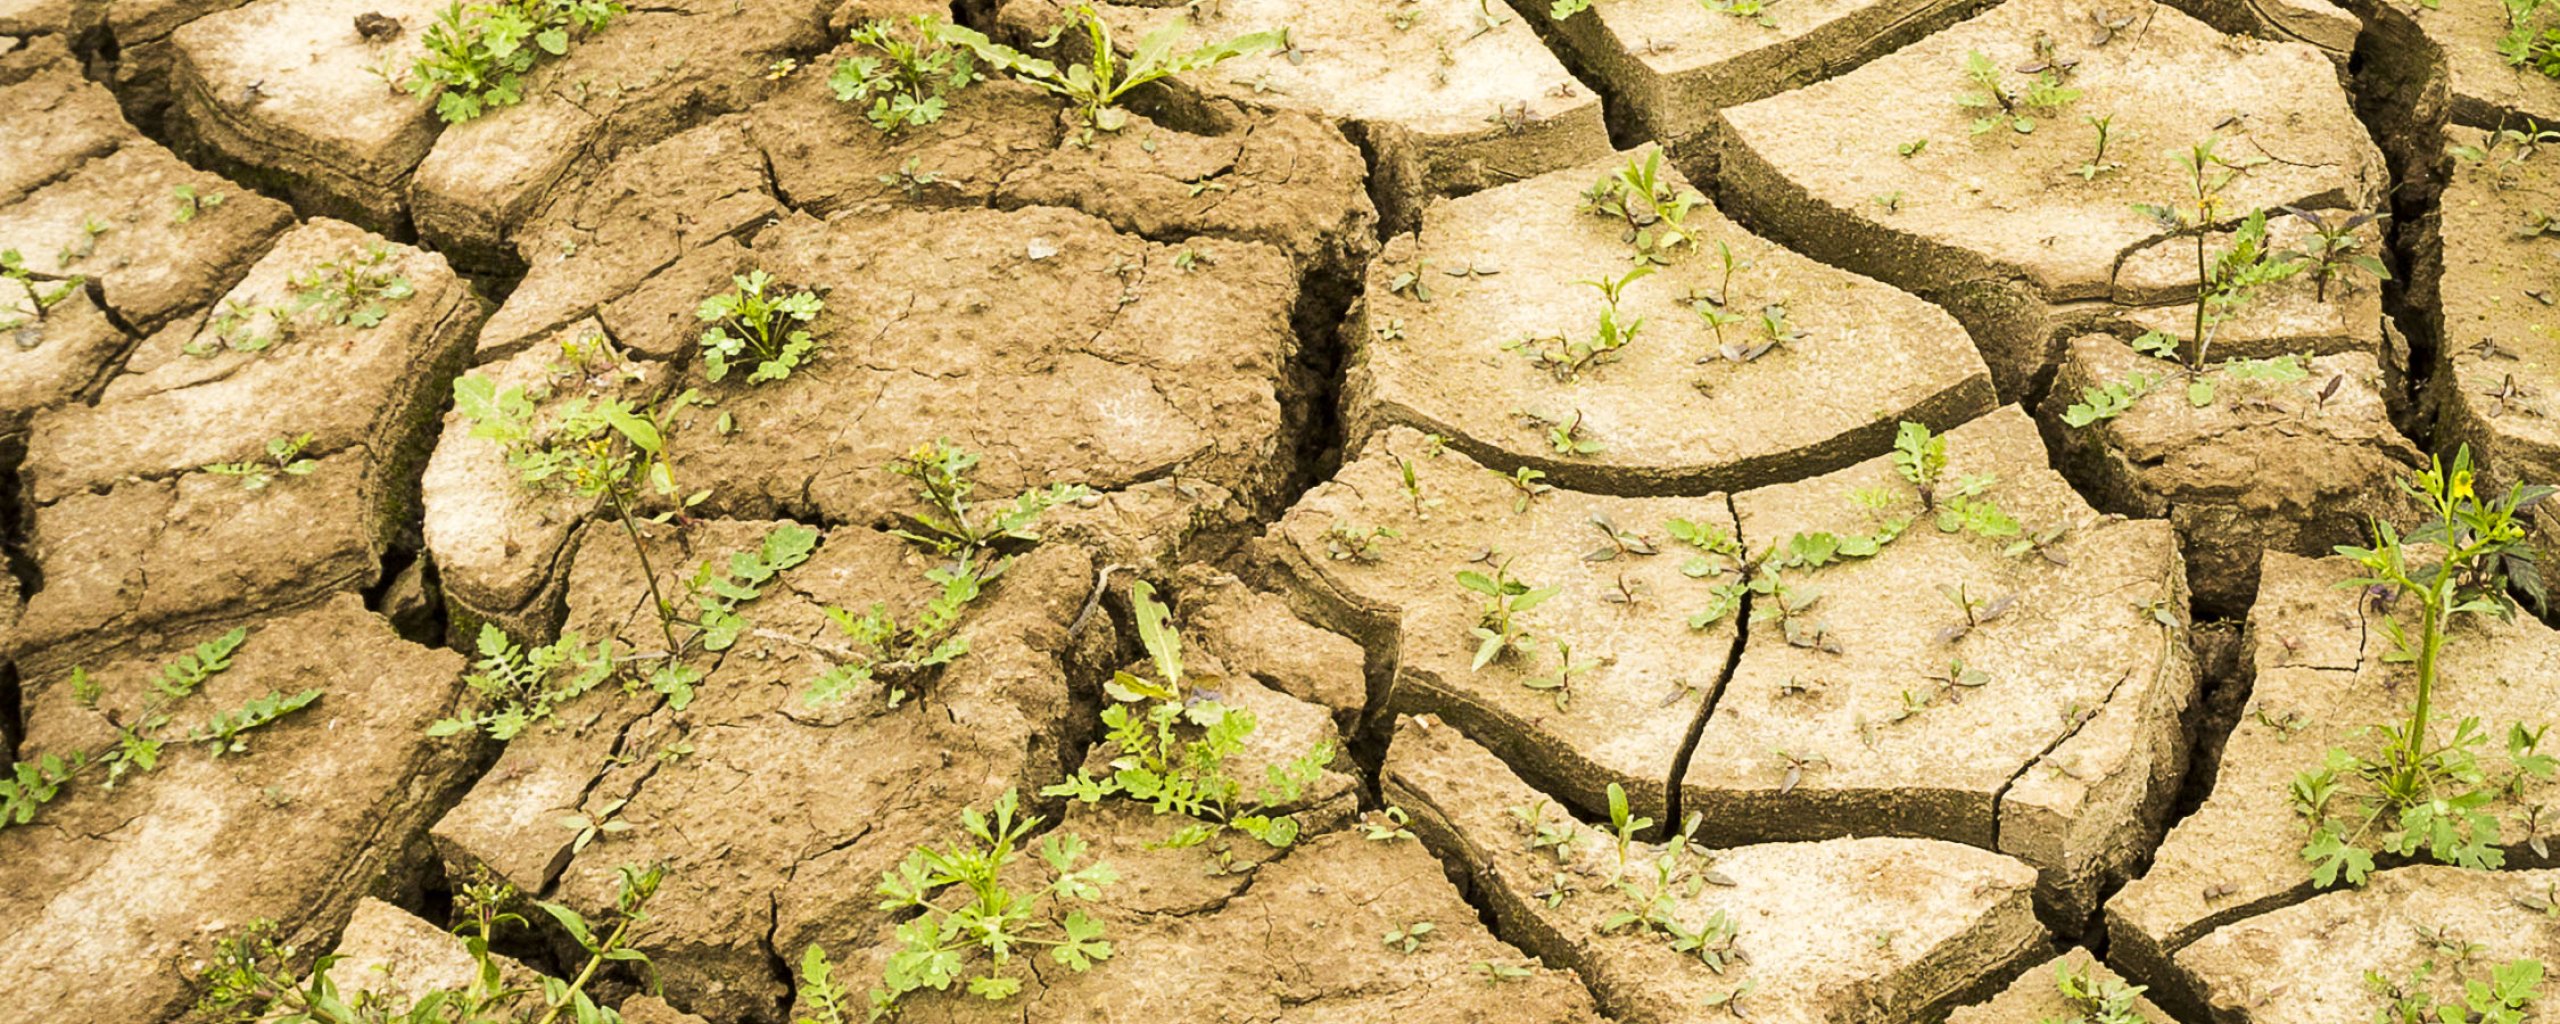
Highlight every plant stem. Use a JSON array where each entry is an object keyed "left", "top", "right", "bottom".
[
  {"left": 605, "top": 484, "right": 684, "bottom": 656},
  {"left": 527, "top": 915, "right": 638, "bottom": 1024},
  {"left": 2191, "top": 228, "right": 2210, "bottom": 371}
]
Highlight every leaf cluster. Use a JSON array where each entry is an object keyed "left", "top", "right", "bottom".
[
  {"left": 937, "top": 7, "right": 1281, "bottom": 137},
  {"left": 831, "top": 16, "right": 983, "bottom": 133},
  {"left": 407, "top": 0, "right": 625, "bottom": 124},
  {"left": 1044, "top": 581, "right": 1332, "bottom": 849},
  {"left": 697, "top": 270, "right": 823, "bottom": 385}
]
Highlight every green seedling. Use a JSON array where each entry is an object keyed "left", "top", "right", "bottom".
[
  {"left": 2293, "top": 448, "right": 2557, "bottom": 888},
  {"left": 203, "top": 433, "right": 319, "bottom": 489},
  {"left": 2503, "top": 0, "right": 2560, "bottom": 79},
  {"left": 4, "top": 629, "right": 320, "bottom": 832},
  {"left": 1462, "top": 558, "right": 1560, "bottom": 670},
  {"left": 832, "top": 15, "right": 982, "bottom": 133},
  {"left": 937, "top": 7, "right": 1280, "bottom": 139},
  {"left": 1529, "top": 408, "right": 1605, "bottom": 456},
  {"left": 1703, "top": 0, "right": 1776, "bottom": 28},
  {"left": 1382, "top": 921, "right": 1437, "bottom": 953},
  {"left": 1470, "top": 961, "right": 1537, "bottom": 984},
  {"left": 1509, "top": 798, "right": 1580, "bottom": 861},
  {"left": 1935, "top": 582, "right": 2015, "bottom": 643},
  {"left": 1358, "top": 806, "right": 1417, "bottom": 841},
  {"left": 1509, "top": 265, "right": 1653, "bottom": 380},
  {"left": 1772, "top": 748, "right": 1827, "bottom": 793},
  {"left": 1897, "top": 138, "right": 1929, "bottom": 157},
  {"left": 1584, "top": 512, "right": 1658, "bottom": 563},
  {"left": 2130, "top": 138, "right": 2296, "bottom": 380},
  {"left": 878, "top": 157, "right": 943, "bottom": 199},
  {"left": 684, "top": 522, "right": 820, "bottom": 660},
  {"left": 455, "top": 371, "right": 706, "bottom": 654},
  {"left": 1325, "top": 521, "right": 1399, "bottom": 562},
  {"left": 0, "top": 248, "right": 84, "bottom": 334},
  {"left": 2364, "top": 950, "right": 2543, "bottom": 1024},
  {"left": 1521, "top": 638, "right": 1598, "bottom": 710},
  {"left": 559, "top": 797, "right": 632, "bottom": 854},
  {"left": 1580, "top": 151, "right": 1702, "bottom": 263},
  {"left": 696, "top": 270, "right": 823, "bottom": 384},
  {"left": 431, "top": 623, "right": 617, "bottom": 739},
  {"left": 2075, "top": 113, "right": 2121, "bottom": 180},
  {"left": 2279, "top": 205, "right": 2390, "bottom": 302},
  {"left": 407, "top": 0, "right": 626, "bottom": 123},
  {"left": 2061, "top": 370, "right": 2158, "bottom": 427},
  {"left": 199, "top": 864, "right": 663, "bottom": 1024},
  {"left": 1398, "top": 455, "right": 1442, "bottom": 518},
  {"left": 799, "top": 791, "right": 1113, "bottom": 1016},
  {"left": 171, "top": 184, "right": 227, "bottom": 224},
  {"left": 2043, "top": 957, "right": 2149, "bottom": 1024},
  {"left": 1666, "top": 516, "right": 1742, "bottom": 578},
  {"left": 885, "top": 438, "right": 1088, "bottom": 560},
  {"left": 802, "top": 553, "right": 988, "bottom": 710},
  {"left": 1046, "top": 581, "right": 1334, "bottom": 850},
  {"left": 1493, "top": 465, "right": 1553, "bottom": 512},
  {"left": 1956, "top": 40, "right": 2082, "bottom": 135},
  {"left": 1892, "top": 420, "right": 1948, "bottom": 508}
]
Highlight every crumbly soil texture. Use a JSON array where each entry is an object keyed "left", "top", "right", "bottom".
[{"left": 6, "top": 0, "right": 2559, "bottom": 1021}]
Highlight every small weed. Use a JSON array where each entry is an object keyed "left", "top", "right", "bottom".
[
  {"left": 454, "top": 371, "right": 707, "bottom": 653},
  {"left": 1580, "top": 152, "right": 1702, "bottom": 264},
  {"left": 2043, "top": 957, "right": 2149, "bottom": 1024},
  {"left": 1935, "top": 581, "right": 2015, "bottom": 643},
  {"left": 1045, "top": 581, "right": 1335, "bottom": 849},
  {"left": 1898, "top": 138, "right": 1929, "bottom": 158},
  {"left": 1508, "top": 265, "right": 1652, "bottom": 381},
  {"left": 2278, "top": 206, "right": 2390, "bottom": 302},
  {"left": 0, "top": 248, "right": 83, "bottom": 333},
  {"left": 1892, "top": 420, "right": 1948, "bottom": 508},
  {"left": 2061, "top": 370, "right": 2159, "bottom": 427},
  {"left": 885, "top": 439, "right": 1088, "bottom": 561},
  {"left": 1956, "top": 40, "right": 2082, "bottom": 135},
  {"left": 2075, "top": 113, "right": 2121, "bottom": 180},
  {"left": 406, "top": 0, "right": 626, "bottom": 123},
  {"left": 832, "top": 15, "right": 982, "bottom": 134},
  {"left": 696, "top": 270, "right": 823, "bottom": 384},
  {"left": 1492, "top": 466, "right": 1553, "bottom": 513},
  {"left": 171, "top": 184, "right": 227, "bottom": 224},
  {"left": 2364, "top": 948, "right": 2542, "bottom": 1024},
  {"left": 1527, "top": 408, "right": 1605, "bottom": 456},
  {"left": 200, "top": 864, "right": 664, "bottom": 1024},
  {"left": 202, "top": 433, "right": 319, "bottom": 489},
  {"left": 1702, "top": 0, "right": 1776, "bottom": 28},
  {"left": 800, "top": 789, "right": 1113, "bottom": 1017},
  {"left": 2130, "top": 138, "right": 2295, "bottom": 380},
  {"left": 1471, "top": 960, "right": 1537, "bottom": 983},
  {"left": 431, "top": 624, "right": 617, "bottom": 738},
  {"left": 1358, "top": 805, "right": 1418, "bottom": 841},
  {"left": 1521, "top": 638, "right": 1598, "bottom": 710},
  {"left": 1583, "top": 512, "right": 1657, "bottom": 563},
  {"left": 1382, "top": 921, "right": 1437, "bottom": 953},
  {"left": 4, "top": 629, "right": 320, "bottom": 832},
  {"left": 559, "top": 796, "right": 632, "bottom": 854},
  {"left": 877, "top": 157, "right": 943, "bottom": 199},
  {"left": 1325, "top": 521, "right": 1399, "bottom": 563},
  {"left": 1462, "top": 559, "right": 1560, "bottom": 670},
  {"left": 939, "top": 7, "right": 1280, "bottom": 140},
  {"left": 2503, "top": 0, "right": 2560, "bottom": 80},
  {"left": 2293, "top": 448, "right": 2556, "bottom": 888}
]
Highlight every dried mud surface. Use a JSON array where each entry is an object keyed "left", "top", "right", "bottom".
[{"left": 5, "top": 0, "right": 2555, "bottom": 1020}]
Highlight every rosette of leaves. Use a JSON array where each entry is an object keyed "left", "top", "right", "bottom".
[
  {"left": 831, "top": 15, "right": 982, "bottom": 133},
  {"left": 407, "top": 0, "right": 627, "bottom": 124},
  {"left": 696, "top": 270, "right": 823, "bottom": 384}
]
